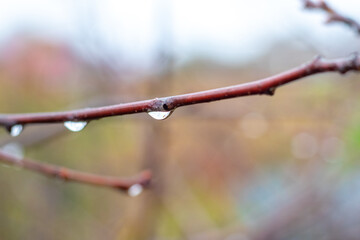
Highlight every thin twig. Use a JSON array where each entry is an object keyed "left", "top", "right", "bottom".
[
  {"left": 0, "top": 150, "right": 152, "bottom": 191},
  {"left": 303, "top": 0, "right": 360, "bottom": 35},
  {"left": 0, "top": 54, "right": 359, "bottom": 128}
]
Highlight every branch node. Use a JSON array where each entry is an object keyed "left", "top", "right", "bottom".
[
  {"left": 338, "top": 65, "right": 347, "bottom": 74},
  {"left": 162, "top": 103, "right": 170, "bottom": 111},
  {"left": 336, "top": 52, "right": 360, "bottom": 74},
  {"left": 308, "top": 55, "right": 322, "bottom": 73},
  {"left": 154, "top": 97, "right": 175, "bottom": 111},
  {"left": 264, "top": 87, "right": 276, "bottom": 96}
]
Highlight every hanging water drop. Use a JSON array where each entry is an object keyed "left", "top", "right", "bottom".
[
  {"left": 9, "top": 124, "right": 23, "bottom": 137},
  {"left": 128, "top": 184, "right": 143, "bottom": 197},
  {"left": 148, "top": 111, "right": 173, "bottom": 120},
  {"left": 64, "top": 121, "right": 87, "bottom": 132},
  {"left": 1, "top": 142, "right": 24, "bottom": 160}
]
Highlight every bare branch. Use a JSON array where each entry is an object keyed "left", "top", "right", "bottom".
[
  {"left": 0, "top": 150, "right": 152, "bottom": 191},
  {"left": 303, "top": 0, "right": 360, "bottom": 34},
  {"left": 0, "top": 54, "right": 359, "bottom": 128}
]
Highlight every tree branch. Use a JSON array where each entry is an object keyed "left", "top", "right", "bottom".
[
  {"left": 303, "top": 0, "right": 360, "bottom": 35},
  {"left": 0, "top": 150, "right": 152, "bottom": 191},
  {"left": 0, "top": 54, "right": 359, "bottom": 128}
]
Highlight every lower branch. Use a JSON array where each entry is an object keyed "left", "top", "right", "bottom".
[{"left": 0, "top": 150, "right": 152, "bottom": 192}]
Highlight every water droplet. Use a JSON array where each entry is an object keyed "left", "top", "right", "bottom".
[
  {"left": 9, "top": 124, "right": 23, "bottom": 137},
  {"left": 64, "top": 121, "right": 87, "bottom": 132},
  {"left": 128, "top": 184, "right": 143, "bottom": 197},
  {"left": 1, "top": 142, "right": 24, "bottom": 160},
  {"left": 148, "top": 111, "right": 173, "bottom": 120}
]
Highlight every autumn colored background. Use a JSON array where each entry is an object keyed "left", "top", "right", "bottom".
[{"left": 0, "top": 1, "right": 360, "bottom": 239}]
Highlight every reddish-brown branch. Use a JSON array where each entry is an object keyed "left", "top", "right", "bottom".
[
  {"left": 303, "top": 0, "right": 360, "bottom": 35},
  {"left": 0, "top": 150, "right": 152, "bottom": 191},
  {"left": 0, "top": 54, "right": 359, "bottom": 127}
]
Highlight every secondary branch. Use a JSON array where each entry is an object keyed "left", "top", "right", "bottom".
[{"left": 303, "top": 0, "right": 360, "bottom": 35}]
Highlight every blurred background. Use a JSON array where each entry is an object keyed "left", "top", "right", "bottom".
[{"left": 0, "top": 0, "right": 359, "bottom": 239}]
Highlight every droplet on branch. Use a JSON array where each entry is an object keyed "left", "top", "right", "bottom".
[
  {"left": 9, "top": 124, "right": 23, "bottom": 137},
  {"left": 64, "top": 121, "right": 87, "bottom": 132},
  {"left": 128, "top": 184, "right": 143, "bottom": 197},
  {"left": 147, "top": 111, "right": 173, "bottom": 120}
]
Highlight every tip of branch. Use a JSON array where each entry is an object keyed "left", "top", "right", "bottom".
[
  {"left": 334, "top": 52, "right": 360, "bottom": 74},
  {"left": 137, "top": 170, "right": 153, "bottom": 187},
  {"left": 115, "top": 169, "right": 152, "bottom": 193}
]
